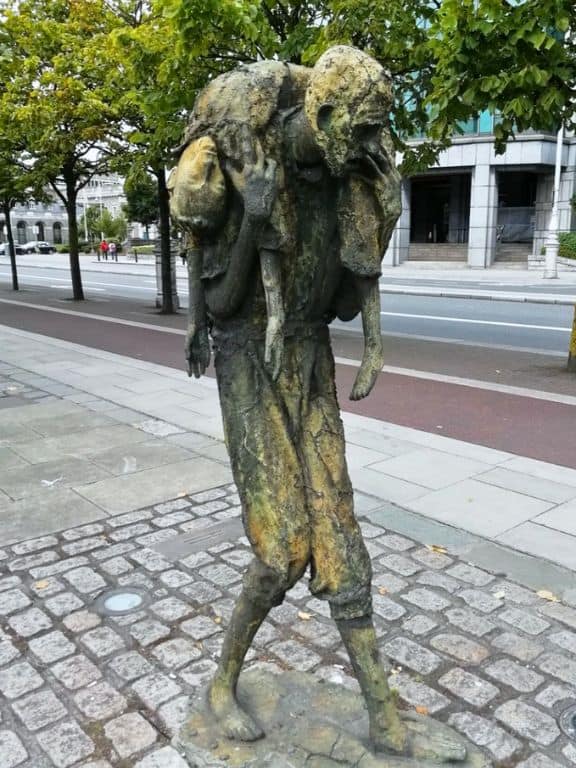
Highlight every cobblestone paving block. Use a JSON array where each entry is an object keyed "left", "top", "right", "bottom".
[
  {"left": 118, "top": 572, "right": 155, "bottom": 591},
  {"left": 194, "top": 500, "right": 229, "bottom": 516},
  {"left": 158, "top": 569, "right": 194, "bottom": 589},
  {"left": 377, "top": 533, "right": 414, "bottom": 551},
  {"left": 12, "top": 687, "right": 67, "bottom": 731},
  {"left": 190, "top": 487, "right": 228, "bottom": 503},
  {"left": 134, "top": 746, "right": 189, "bottom": 768},
  {"left": 30, "top": 555, "right": 90, "bottom": 579},
  {"left": 0, "top": 661, "right": 43, "bottom": 699},
  {"left": 0, "top": 639, "right": 20, "bottom": 666},
  {"left": 538, "top": 653, "right": 576, "bottom": 687},
  {"left": 81, "top": 626, "right": 126, "bottom": 658},
  {"left": 379, "top": 554, "right": 422, "bottom": 576},
  {"left": 564, "top": 743, "right": 576, "bottom": 764},
  {"left": 8, "top": 606, "right": 53, "bottom": 637},
  {"left": 30, "top": 576, "right": 65, "bottom": 598},
  {"left": 129, "top": 548, "right": 172, "bottom": 572},
  {"left": 458, "top": 588, "right": 503, "bottom": 614},
  {"left": 62, "top": 536, "right": 108, "bottom": 556},
  {"left": 12, "top": 536, "right": 59, "bottom": 556},
  {"left": 0, "top": 589, "right": 31, "bottom": 616},
  {"left": 74, "top": 681, "right": 127, "bottom": 720},
  {"left": 402, "top": 615, "right": 438, "bottom": 636},
  {"left": 494, "top": 699, "right": 560, "bottom": 746},
  {"left": 430, "top": 633, "right": 489, "bottom": 665},
  {"left": 359, "top": 522, "right": 386, "bottom": 539},
  {"left": 100, "top": 556, "right": 133, "bottom": 576},
  {"left": 293, "top": 619, "right": 342, "bottom": 650},
  {"left": 104, "top": 712, "right": 158, "bottom": 758},
  {"left": 0, "top": 576, "right": 22, "bottom": 593},
  {"left": 500, "top": 607, "right": 550, "bottom": 636},
  {"left": 448, "top": 711, "right": 522, "bottom": 761},
  {"left": 157, "top": 695, "right": 190, "bottom": 736},
  {"left": 535, "top": 683, "right": 576, "bottom": 709},
  {"left": 516, "top": 755, "right": 566, "bottom": 768},
  {"left": 489, "top": 581, "right": 540, "bottom": 606},
  {"left": 151, "top": 596, "right": 192, "bottom": 622},
  {"left": 92, "top": 542, "right": 135, "bottom": 561},
  {"left": 540, "top": 603, "right": 576, "bottom": 631},
  {"left": 438, "top": 667, "right": 499, "bottom": 707},
  {"left": 485, "top": 659, "right": 545, "bottom": 693},
  {"left": 445, "top": 608, "right": 495, "bottom": 637},
  {"left": 402, "top": 587, "right": 451, "bottom": 612},
  {"left": 221, "top": 549, "right": 253, "bottom": 569},
  {"left": 383, "top": 636, "right": 442, "bottom": 675},
  {"left": 129, "top": 619, "right": 171, "bottom": 647},
  {"left": 61, "top": 523, "right": 105, "bottom": 542},
  {"left": 152, "top": 511, "right": 193, "bottom": 528},
  {"left": 8, "top": 551, "right": 59, "bottom": 572},
  {"left": 108, "top": 651, "right": 154, "bottom": 681},
  {"left": 388, "top": 671, "right": 450, "bottom": 714},
  {"left": 446, "top": 563, "right": 495, "bottom": 586},
  {"left": 110, "top": 523, "right": 152, "bottom": 542},
  {"left": 372, "top": 572, "right": 408, "bottom": 593},
  {"left": 198, "top": 562, "right": 242, "bottom": 586},
  {"left": 179, "top": 551, "right": 214, "bottom": 570},
  {"left": 50, "top": 654, "right": 102, "bottom": 690},
  {"left": 411, "top": 547, "right": 453, "bottom": 570},
  {"left": 37, "top": 720, "right": 95, "bottom": 767},
  {"left": 269, "top": 640, "right": 322, "bottom": 672},
  {"left": 549, "top": 630, "right": 576, "bottom": 656},
  {"left": 132, "top": 672, "right": 182, "bottom": 709},
  {"left": 416, "top": 570, "right": 460, "bottom": 594},
  {"left": 63, "top": 566, "right": 107, "bottom": 594},
  {"left": 373, "top": 593, "right": 406, "bottom": 621},
  {"left": 152, "top": 638, "right": 202, "bottom": 669},
  {"left": 28, "top": 630, "right": 75, "bottom": 663},
  {"left": 63, "top": 610, "right": 101, "bottom": 633},
  {"left": 108, "top": 510, "right": 153, "bottom": 528},
  {"left": 154, "top": 498, "right": 191, "bottom": 514},
  {"left": 0, "top": 730, "right": 28, "bottom": 768},
  {"left": 491, "top": 632, "right": 544, "bottom": 662}
]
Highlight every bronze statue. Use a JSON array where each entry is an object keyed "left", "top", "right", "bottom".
[{"left": 169, "top": 46, "right": 466, "bottom": 763}]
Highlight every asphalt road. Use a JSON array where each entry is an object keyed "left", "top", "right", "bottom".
[{"left": 1, "top": 261, "right": 573, "bottom": 355}]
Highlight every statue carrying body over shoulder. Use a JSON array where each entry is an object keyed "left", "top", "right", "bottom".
[{"left": 169, "top": 46, "right": 467, "bottom": 764}]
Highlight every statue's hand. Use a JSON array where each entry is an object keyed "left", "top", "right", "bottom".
[
  {"left": 265, "top": 315, "right": 284, "bottom": 382},
  {"left": 185, "top": 324, "right": 211, "bottom": 379},
  {"left": 350, "top": 342, "right": 384, "bottom": 401},
  {"left": 226, "top": 138, "right": 277, "bottom": 223}
]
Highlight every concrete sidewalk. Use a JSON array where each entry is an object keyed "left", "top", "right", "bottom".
[{"left": 2, "top": 324, "right": 576, "bottom": 766}]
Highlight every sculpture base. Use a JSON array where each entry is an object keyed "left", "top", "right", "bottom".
[{"left": 174, "top": 669, "right": 490, "bottom": 767}]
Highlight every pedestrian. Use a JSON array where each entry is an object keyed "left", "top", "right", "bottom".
[
  {"left": 108, "top": 241, "right": 117, "bottom": 262},
  {"left": 99, "top": 239, "right": 108, "bottom": 261}
]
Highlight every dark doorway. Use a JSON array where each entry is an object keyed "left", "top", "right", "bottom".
[
  {"left": 410, "top": 174, "right": 471, "bottom": 243},
  {"left": 497, "top": 171, "right": 537, "bottom": 243}
]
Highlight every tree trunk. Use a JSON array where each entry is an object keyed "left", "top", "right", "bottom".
[
  {"left": 64, "top": 167, "right": 84, "bottom": 301},
  {"left": 3, "top": 200, "right": 18, "bottom": 291},
  {"left": 155, "top": 167, "right": 174, "bottom": 314},
  {"left": 568, "top": 305, "right": 576, "bottom": 372}
]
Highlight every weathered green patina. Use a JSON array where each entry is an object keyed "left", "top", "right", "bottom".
[{"left": 169, "top": 46, "right": 469, "bottom": 763}]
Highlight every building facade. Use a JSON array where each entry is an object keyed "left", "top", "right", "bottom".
[{"left": 385, "top": 114, "right": 576, "bottom": 268}]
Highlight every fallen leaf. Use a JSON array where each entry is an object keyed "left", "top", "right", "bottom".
[
  {"left": 213, "top": 616, "right": 222, "bottom": 624},
  {"left": 34, "top": 580, "right": 50, "bottom": 590},
  {"left": 378, "top": 587, "right": 389, "bottom": 596},
  {"left": 415, "top": 705, "right": 429, "bottom": 716},
  {"left": 537, "top": 589, "right": 559, "bottom": 602},
  {"left": 298, "top": 611, "right": 311, "bottom": 621},
  {"left": 493, "top": 591, "right": 506, "bottom": 600},
  {"left": 425, "top": 544, "right": 447, "bottom": 554},
  {"left": 178, "top": 491, "right": 187, "bottom": 498}
]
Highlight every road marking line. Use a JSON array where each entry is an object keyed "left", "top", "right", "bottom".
[{"left": 380, "top": 311, "right": 571, "bottom": 332}]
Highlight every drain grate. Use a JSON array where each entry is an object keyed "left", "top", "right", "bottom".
[{"left": 560, "top": 704, "right": 576, "bottom": 741}]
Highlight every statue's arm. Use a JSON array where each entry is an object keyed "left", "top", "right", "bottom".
[
  {"left": 260, "top": 247, "right": 284, "bottom": 380},
  {"left": 185, "top": 243, "right": 210, "bottom": 378},
  {"left": 349, "top": 275, "right": 384, "bottom": 401}
]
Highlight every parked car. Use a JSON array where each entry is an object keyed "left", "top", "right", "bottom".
[
  {"left": 22, "top": 241, "right": 56, "bottom": 254},
  {"left": 0, "top": 242, "right": 24, "bottom": 255}
]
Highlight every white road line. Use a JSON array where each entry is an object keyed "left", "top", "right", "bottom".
[{"left": 380, "top": 311, "right": 571, "bottom": 333}]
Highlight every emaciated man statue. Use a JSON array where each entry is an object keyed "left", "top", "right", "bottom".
[{"left": 169, "top": 46, "right": 466, "bottom": 763}]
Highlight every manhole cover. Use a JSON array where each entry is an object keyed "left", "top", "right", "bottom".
[
  {"left": 560, "top": 704, "right": 576, "bottom": 740},
  {"left": 93, "top": 588, "right": 148, "bottom": 616}
]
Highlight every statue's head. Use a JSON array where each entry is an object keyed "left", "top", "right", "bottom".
[
  {"left": 304, "top": 46, "right": 393, "bottom": 178},
  {"left": 168, "top": 136, "right": 227, "bottom": 235}
]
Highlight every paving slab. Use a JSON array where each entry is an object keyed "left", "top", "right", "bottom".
[
  {"left": 87, "top": 439, "right": 196, "bottom": 476},
  {"left": 74, "top": 458, "right": 232, "bottom": 515},
  {"left": 369, "top": 448, "right": 490, "bottom": 490},
  {"left": 408, "top": 479, "right": 555, "bottom": 537},
  {"left": 0, "top": 457, "right": 110, "bottom": 500},
  {"left": 497, "top": 523, "right": 576, "bottom": 571},
  {"left": 0, "top": 447, "right": 30, "bottom": 471},
  {"left": 475, "top": 467, "right": 576, "bottom": 504}
]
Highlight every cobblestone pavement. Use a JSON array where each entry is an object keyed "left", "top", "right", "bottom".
[{"left": 2, "top": 482, "right": 576, "bottom": 766}]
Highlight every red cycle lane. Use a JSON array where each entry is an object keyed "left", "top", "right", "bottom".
[{"left": 1, "top": 299, "right": 575, "bottom": 469}]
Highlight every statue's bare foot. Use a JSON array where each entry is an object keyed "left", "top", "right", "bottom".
[
  {"left": 350, "top": 346, "right": 384, "bottom": 401},
  {"left": 207, "top": 679, "right": 264, "bottom": 742},
  {"left": 371, "top": 711, "right": 467, "bottom": 762}
]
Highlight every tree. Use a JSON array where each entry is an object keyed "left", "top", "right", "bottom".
[
  {"left": 0, "top": 0, "right": 124, "bottom": 300},
  {"left": 123, "top": 170, "right": 158, "bottom": 238},
  {"left": 0, "top": 157, "right": 36, "bottom": 291}
]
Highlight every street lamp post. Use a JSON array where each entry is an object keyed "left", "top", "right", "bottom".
[{"left": 543, "top": 126, "right": 565, "bottom": 280}]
